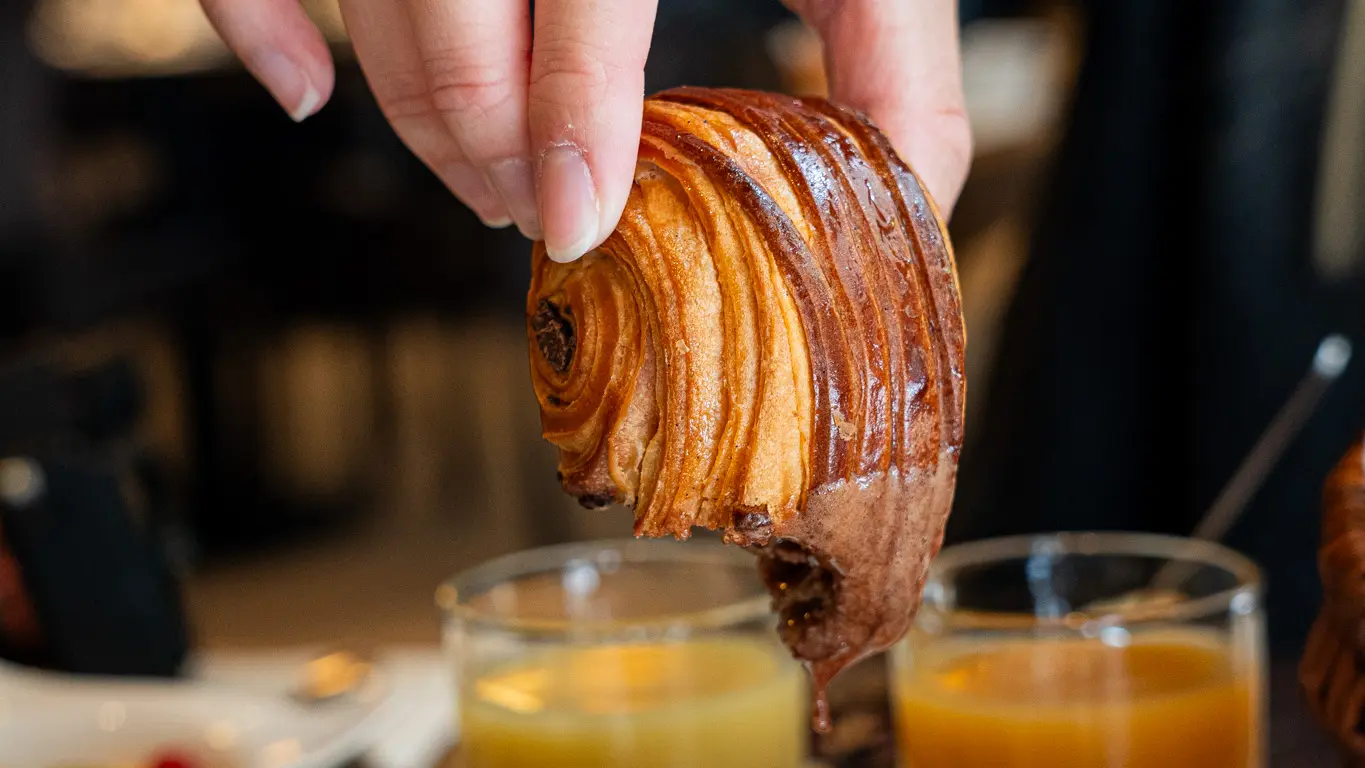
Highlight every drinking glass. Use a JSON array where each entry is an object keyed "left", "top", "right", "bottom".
[
  {"left": 890, "top": 532, "right": 1265, "bottom": 768},
  {"left": 439, "top": 537, "right": 808, "bottom": 768}
]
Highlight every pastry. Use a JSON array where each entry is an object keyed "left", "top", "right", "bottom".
[
  {"left": 527, "top": 87, "right": 966, "bottom": 726},
  {"left": 1301, "top": 433, "right": 1365, "bottom": 762}
]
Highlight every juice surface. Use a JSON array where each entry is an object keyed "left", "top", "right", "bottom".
[
  {"left": 894, "top": 632, "right": 1259, "bottom": 768},
  {"left": 461, "top": 638, "right": 807, "bottom": 768}
]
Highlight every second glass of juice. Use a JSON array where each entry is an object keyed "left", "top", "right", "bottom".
[
  {"left": 440, "top": 537, "right": 808, "bottom": 768},
  {"left": 891, "top": 532, "right": 1265, "bottom": 768}
]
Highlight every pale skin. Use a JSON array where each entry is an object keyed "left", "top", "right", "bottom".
[{"left": 200, "top": 0, "right": 972, "bottom": 263}]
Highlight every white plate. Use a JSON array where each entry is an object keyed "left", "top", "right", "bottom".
[{"left": 0, "top": 660, "right": 390, "bottom": 768}]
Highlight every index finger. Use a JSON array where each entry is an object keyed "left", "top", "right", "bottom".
[{"left": 528, "top": 0, "right": 659, "bottom": 262}]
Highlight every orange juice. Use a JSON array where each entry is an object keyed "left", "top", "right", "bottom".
[
  {"left": 461, "top": 638, "right": 807, "bottom": 767},
  {"left": 894, "top": 632, "right": 1260, "bottom": 767}
]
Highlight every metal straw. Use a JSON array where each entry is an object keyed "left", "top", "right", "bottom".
[{"left": 1148, "top": 333, "right": 1353, "bottom": 591}]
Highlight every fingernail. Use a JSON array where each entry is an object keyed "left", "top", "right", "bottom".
[
  {"left": 487, "top": 159, "right": 542, "bottom": 240},
  {"left": 538, "top": 144, "right": 599, "bottom": 263},
  {"left": 253, "top": 51, "right": 321, "bottom": 122},
  {"left": 441, "top": 162, "right": 512, "bottom": 228},
  {"left": 290, "top": 84, "right": 321, "bottom": 123}
]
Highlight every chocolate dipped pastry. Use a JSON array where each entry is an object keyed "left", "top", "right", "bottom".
[
  {"left": 526, "top": 87, "right": 967, "bottom": 724},
  {"left": 1301, "top": 433, "right": 1365, "bottom": 763}
]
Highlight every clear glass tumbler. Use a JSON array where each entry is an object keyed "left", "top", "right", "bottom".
[
  {"left": 439, "top": 537, "right": 808, "bottom": 768},
  {"left": 890, "top": 532, "right": 1265, "bottom": 768}
]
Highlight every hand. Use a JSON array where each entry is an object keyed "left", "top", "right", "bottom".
[{"left": 200, "top": 0, "right": 970, "bottom": 263}]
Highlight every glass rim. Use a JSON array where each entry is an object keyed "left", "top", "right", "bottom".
[
  {"left": 436, "top": 537, "right": 774, "bottom": 638},
  {"left": 921, "top": 531, "right": 1264, "bottom": 630}
]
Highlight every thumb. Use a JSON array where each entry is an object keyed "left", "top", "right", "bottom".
[{"left": 791, "top": 0, "right": 972, "bottom": 216}]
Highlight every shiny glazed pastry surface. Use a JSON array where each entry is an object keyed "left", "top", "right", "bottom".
[
  {"left": 1303, "top": 434, "right": 1365, "bottom": 759},
  {"left": 526, "top": 87, "right": 967, "bottom": 720}
]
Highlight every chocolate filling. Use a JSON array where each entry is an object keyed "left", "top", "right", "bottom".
[{"left": 532, "top": 299, "right": 575, "bottom": 374}]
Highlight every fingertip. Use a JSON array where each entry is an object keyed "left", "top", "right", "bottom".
[
  {"left": 545, "top": 248, "right": 584, "bottom": 264},
  {"left": 544, "top": 228, "right": 599, "bottom": 263},
  {"left": 203, "top": 0, "right": 335, "bottom": 122},
  {"left": 907, "top": 110, "right": 973, "bottom": 217},
  {"left": 539, "top": 143, "right": 601, "bottom": 264},
  {"left": 251, "top": 50, "right": 327, "bottom": 122},
  {"left": 296, "top": 51, "right": 337, "bottom": 121},
  {"left": 488, "top": 158, "right": 543, "bottom": 240},
  {"left": 278, "top": 41, "right": 336, "bottom": 121},
  {"left": 289, "top": 81, "right": 323, "bottom": 122},
  {"left": 438, "top": 162, "right": 514, "bottom": 229}
]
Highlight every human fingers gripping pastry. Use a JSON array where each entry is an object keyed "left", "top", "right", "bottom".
[{"left": 527, "top": 87, "right": 967, "bottom": 725}]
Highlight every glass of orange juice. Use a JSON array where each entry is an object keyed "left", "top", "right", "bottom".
[
  {"left": 439, "top": 537, "right": 808, "bottom": 768},
  {"left": 891, "top": 532, "right": 1265, "bottom": 768}
]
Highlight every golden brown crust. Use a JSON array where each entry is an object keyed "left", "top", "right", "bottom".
[
  {"left": 1301, "top": 434, "right": 1365, "bottom": 755},
  {"left": 526, "top": 88, "right": 966, "bottom": 717}
]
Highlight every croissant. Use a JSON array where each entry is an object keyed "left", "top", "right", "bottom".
[
  {"left": 1301, "top": 433, "right": 1365, "bottom": 762},
  {"left": 526, "top": 87, "right": 967, "bottom": 722}
]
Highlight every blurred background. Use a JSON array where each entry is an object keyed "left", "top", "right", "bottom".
[{"left": 0, "top": 0, "right": 1361, "bottom": 763}]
